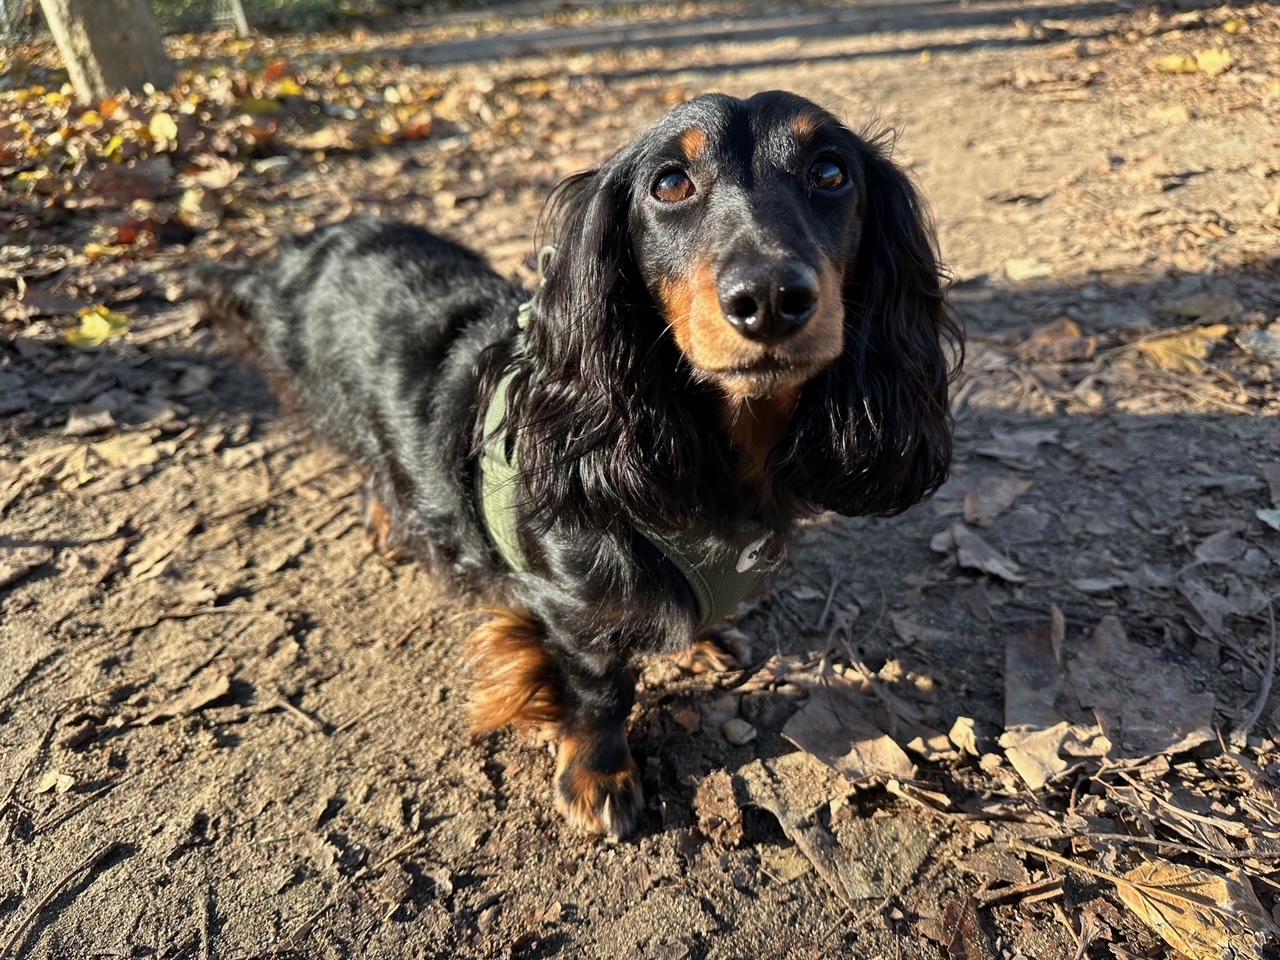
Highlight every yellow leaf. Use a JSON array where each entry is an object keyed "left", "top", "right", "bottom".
[
  {"left": 83, "top": 243, "right": 128, "bottom": 260},
  {"left": 66, "top": 305, "right": 130, "bottom": 348},
  {"left": 101, "top": 134, "right": 126, "bottom": 160},
  {"left": 1152, "top": 54, "right": 1198, "bottom": 74},
  {"left": 1194, "top": 47, "right": 1233, "bottom": 76},
  {"left": 1116, "top": 862, "right": 1278, "bottom": 960},
  {"left": 238, "top": 97, "right": 282, "bottom": 116},
  {"left": 149, "top": 111, "right": 179, "bottom": 142},
  {"left": 1135, "top": 324, "right": 1229, "bottom": 374},
  {"left": 275, "top": 77, "right": 304, "bottom": 96},
  {"left": 1222, "top": 17, "right": 1246, "bottom": 33}
]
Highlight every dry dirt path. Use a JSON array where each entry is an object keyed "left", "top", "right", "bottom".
[{"left": 2, "top": 1, "right": 1280, "bottom": 957}]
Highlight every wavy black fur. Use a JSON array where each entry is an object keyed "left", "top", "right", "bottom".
[{"left": 192, "top": 90, "right": 961, "bottom": 837}]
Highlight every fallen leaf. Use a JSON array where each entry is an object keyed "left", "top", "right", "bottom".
[
  {"left": 35, "top": 771, "right": 76, "bottom": 794},
  {"left": 964, "top": 475, "right": 1034, "bottom": 526},
  {"left": 1115, "top": 862, "right": 1276, "bottom": 960},
  {"left": 137, "top": 664, "right": 235, "bottom": 726},
  {"left": 891, "top": 614, "right": 951, "bottom": 645},
  {"left": 1193, "top": 48, "right": 1233, "bottom": 77},
  {"left": 974, "top": 428, "right": 1059, "bottom": 470},
  {"left": 1151, "top": 54, "right": 1199, "bottom": 74},
  {"left": 1024, "top": 318, "right": 1096, "bottom": 362},
  {"left": 148, "top": 111, "right": 179, "bottom": 143},
  {"left": 1065, "top": 616, "right": 1215, "bottom": 757},
  {"left": 1135, "top": 324, "right": 1229, "bottom": 374},
  {"left": 66, "top": 306, "right": 130, "bottom": 349},
  {"left": 932, "top": 522, "right": 1025, "bottom": 582},
  {"left": 781, "top": 683, "right": 915, "bottom": 782},
  {"left": 941, "top": 896, "right": 997, "bottom": 960},
  {"left": 92, "top": 433, "right": 159, "bottom": 468}
]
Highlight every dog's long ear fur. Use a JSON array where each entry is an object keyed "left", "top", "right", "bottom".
[
  {"left": 504, "top": 158, "right": 709, "bottom": 537},
  {"left": 781, "top": 133, "right": 961, "bottom": 517}
]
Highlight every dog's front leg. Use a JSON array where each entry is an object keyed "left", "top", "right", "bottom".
[{"left": 468, "top": 608, "right": 644, "bottom": 837}]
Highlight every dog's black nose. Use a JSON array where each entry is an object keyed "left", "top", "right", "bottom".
[{"left": 717, "top": 262, "right": 820, "bottom": 342}]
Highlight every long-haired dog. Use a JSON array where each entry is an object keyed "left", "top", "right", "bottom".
[{"left": 191, "top": 90, "right": 960, "bottom": 838}]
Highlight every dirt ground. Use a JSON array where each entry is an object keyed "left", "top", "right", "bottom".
[{"left": 3, "top": 1, "right": 1280, "bottom": 957}]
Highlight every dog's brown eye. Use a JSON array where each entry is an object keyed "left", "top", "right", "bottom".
[
  {"left": 809, "top": 158, "right": 847, "bottom": 190},
  {"left": 653, "top": 171, "right": 695, "bottom": 203}
]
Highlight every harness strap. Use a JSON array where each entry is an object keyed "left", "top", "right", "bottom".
[{"left": 476, "top": 367, "right": 775, "bottom": 633}]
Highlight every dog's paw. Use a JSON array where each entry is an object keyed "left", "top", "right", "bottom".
[
  {"left": 553, "top": 732, "right": 644, "bottom": 838},
  {"left": 674, "top": 629, "right": 751, "bottom": 675},
  {"left": 361, "top": 486, "right": 395, "bottom": 554}
]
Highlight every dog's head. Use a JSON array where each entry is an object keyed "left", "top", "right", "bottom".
[{"left": 524, "top": 91, "right": 960, "bottom": 521}]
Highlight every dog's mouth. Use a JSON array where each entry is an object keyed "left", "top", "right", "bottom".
[{"left": 701, "top": 350, "right": 835, "bottom": 398}]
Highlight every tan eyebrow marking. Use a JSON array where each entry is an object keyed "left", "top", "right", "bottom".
[
  {"left": 677, "top": 127, "right": 707, "bottom": 160},
  {"left": 789, "top": 112, "right": 822, "bottom": 143}
]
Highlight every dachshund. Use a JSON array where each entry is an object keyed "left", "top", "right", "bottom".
[{"left": 191, "top": 90, "right": 960, "bottom": 838}]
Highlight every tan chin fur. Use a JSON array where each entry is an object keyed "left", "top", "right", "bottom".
[{"left": 467, "top": 607, "right": 563, "bottom": 734}]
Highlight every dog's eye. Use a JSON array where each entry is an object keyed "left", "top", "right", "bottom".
[
  {"left": 808, "top": 158, "right": 847, "bottom": 190},
  {"left": 653, "top": 171, "right": 695, "bottom": 203}
]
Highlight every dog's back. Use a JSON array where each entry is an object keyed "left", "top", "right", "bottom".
[{"left": 191, "top": 217, "right": 525, "bottom": 574}]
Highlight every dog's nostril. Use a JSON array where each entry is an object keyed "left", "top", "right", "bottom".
[
  {"left": 777, "top": 285, "right": 817, "bottom": 320},
  {"left": 726, "top": 293, "right": 759, "bottom": 320}
]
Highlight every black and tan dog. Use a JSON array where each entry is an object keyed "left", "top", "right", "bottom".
[{"left": 191, "top": 90, "right": 960, "bottom": 838}]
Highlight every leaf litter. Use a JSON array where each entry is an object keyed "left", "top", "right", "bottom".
[{"left": 4, "top": 2, "right": 1280, "bottom": 958}]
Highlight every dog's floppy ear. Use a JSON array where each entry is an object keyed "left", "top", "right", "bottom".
[
  {"left": 507, "top": 155, "right": 703, "bottom": 534},
  {"left": 782, "top": 133, "right": 962, "bottom": 517}
]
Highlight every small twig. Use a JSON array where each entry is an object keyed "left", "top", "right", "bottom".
[
  {"left": 0, "top": 716, "right": 58, "bottom": 837},
  {"left": 816, "top": 570, "right": 840, "bottom": 633},
  {"left": 1237, "top": 595, "right": 1277, "bottom": 738},
  {"left": 392, "top": 619, "right": 424, "bottom": 649},
  {"left": 0, "top": 841, "right": 119, "bottom": 960},
  {"left": 1026, "top": 831, "right": 1280, "bottom": 861},
  {"left": 368, "top": 834, "right": 424, "bottom": 873}
]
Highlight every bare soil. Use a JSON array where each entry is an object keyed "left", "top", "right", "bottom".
[{"left": 3, "top": 1, "right": 1280, "bottom": 957}]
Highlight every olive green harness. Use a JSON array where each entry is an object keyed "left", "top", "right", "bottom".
[{"left": 476, "top": 368, "right": 776, "bottom": 634}]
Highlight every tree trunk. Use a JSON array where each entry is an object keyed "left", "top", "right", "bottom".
[{"left": 38, "top": 0, "right": 175, "bottom": 101}]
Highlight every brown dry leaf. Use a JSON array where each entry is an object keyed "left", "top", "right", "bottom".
[
  {"left": 1024, "top": 318, "right": 1097, "bottom": 362},
  {"left": 964, "top": 475, "right": 1034, "bottom": 527},
  {"left": 1065, "top": 616, "right": 1215, "bottom": 757},
  {"left": 941, "top": 896, "right": 997, "bottom": 960},
  {"left": 781, "top": 682, "right": 915, "bottom": 783},
  {"left": 1115, "top": 862, "right": 1277, "bottom": 960},
  {"left": 137, "top": 664, "right": 235, "bottom": 726},
  {"left": 1134, "top": 324, "right": 1229, "bottom": 374},
  {"left": 931, "top": 522, "right": 1025, "bottom": 582},
  {"left": 999, "top": 608, "right": 1110, "bottom": 788}
]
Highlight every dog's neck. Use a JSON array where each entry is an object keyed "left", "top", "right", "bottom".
[{"left": 720, "top": 389, "right": 801, "bottom": 482}]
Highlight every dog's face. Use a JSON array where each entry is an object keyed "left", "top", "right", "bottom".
[{"left": 628, "top": 92, "right": 866, "bottom": 400}]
